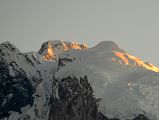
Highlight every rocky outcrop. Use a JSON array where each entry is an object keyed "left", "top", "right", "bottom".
[
  {"left": 133, "top": 114, "right": 150, "bottom": 120},
  {"left": 0, "top": 62, "right": 34, "bottom": 119},
  {"left": 58, "top": 57, "right": 74, "bottom": 69},
  {"left": 49, "top": 76, "right": 99, "bottom": 120}
]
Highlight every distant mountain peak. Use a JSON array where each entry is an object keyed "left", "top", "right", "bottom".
[
  {"left": 93, "top": 41, "right": 124, "bottom": 52},
  {"left": 38, "top": 40, "right": 88, "bottom": 61}
]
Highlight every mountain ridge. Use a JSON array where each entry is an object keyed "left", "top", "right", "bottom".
[{"left": 0, "top": 40, "right": 158, "bottom": 120}]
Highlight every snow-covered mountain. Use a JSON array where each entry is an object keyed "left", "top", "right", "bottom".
[
  {"left": 1, "top": 40, "right": 158, "bottom": 120},
  {"left": 55, "top": 41, "right": 159, "bottom": 120}
]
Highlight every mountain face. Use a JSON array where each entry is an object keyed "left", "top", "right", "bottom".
[
  {"left": 0, "top": 40, "right": 158, "bottom": 120},
  {"left": 0, "top": 42, "right": 42, "bottom": 119}
]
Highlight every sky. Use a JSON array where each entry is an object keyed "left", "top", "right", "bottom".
[{"left": 1, "top": 0, "right": 159, "bottom": 65}]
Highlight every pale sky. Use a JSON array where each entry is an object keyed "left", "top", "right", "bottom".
[{"left": 1, "top": 0, "right": 159, "bottom": 65}]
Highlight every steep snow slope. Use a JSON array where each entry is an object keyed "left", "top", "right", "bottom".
[
  {"left": 55, "top": 41, "right": 159, "bottom": 120},
  {"left": 18, "top": 61, "right": 58, "bottom": 120}
]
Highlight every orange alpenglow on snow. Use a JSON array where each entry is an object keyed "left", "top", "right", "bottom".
[
  {"left": 44, "top": 41, "right": 88, "bottom": 61},
  {"left": 70, "top": 42, "right": 87, "bottom": 49},
  {"left": 44, "top": 42, "right": 55, "bottom": 60},
  {"left": 113, "top": 51, "right": 159, "bottom": 73},
  {"left": 61, "top": 41, "right": 88, "bottom": 50}
]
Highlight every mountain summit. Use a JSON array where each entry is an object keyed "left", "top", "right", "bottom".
[
  {"left": 0, "top": 40, "right": 158, "bottom": 120},
  {"left": 38, "top": 40, "right": 87, "bottom": 61}
]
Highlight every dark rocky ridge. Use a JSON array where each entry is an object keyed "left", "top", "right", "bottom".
[
  {"left": 49, "top": 76, "right": 99, "bottom": 120},
  {"left": 0, "top": 62, "right": 34, "bottom": 118}
]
